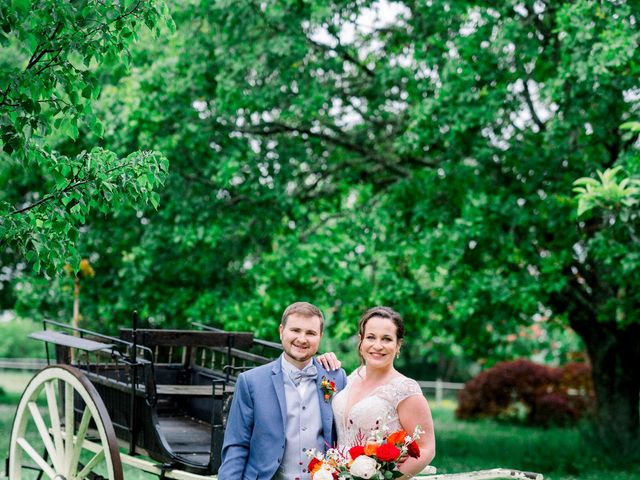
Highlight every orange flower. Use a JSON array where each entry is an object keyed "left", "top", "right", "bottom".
[
  {"left": 386, "top": 430, "right": 408, "bottom": 446},
  {"left": 364, "top": 441, "right": 379, "bottom": 456},
  {"left": 308, "top": 457, "right": 322, "bottom": 473}
]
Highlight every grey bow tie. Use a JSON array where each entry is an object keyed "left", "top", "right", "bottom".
[{"left": 289, "top": 365, "right": 318, "bottom": 386}]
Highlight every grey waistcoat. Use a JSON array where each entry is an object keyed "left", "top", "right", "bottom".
[{"left": 273, "top": 371, "right": 324, "bottom": 480}]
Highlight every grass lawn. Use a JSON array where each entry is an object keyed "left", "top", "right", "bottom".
[
  {"left": 431, "top": 401, "right": 639, "bottom": 480},
  {"left": 0, "top": 376, "right": 637, "bottom": 479}
]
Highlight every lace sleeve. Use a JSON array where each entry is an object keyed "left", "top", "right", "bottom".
[{"left": 384, "top": 377, "right": 423, "bottom": 408}]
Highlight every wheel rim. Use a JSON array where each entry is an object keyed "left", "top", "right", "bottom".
[{"left": 9, "top": 365, "right": 123, "bottom": 480}]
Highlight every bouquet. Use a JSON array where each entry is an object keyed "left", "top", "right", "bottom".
[{"left": 307, "top": 423, "right": 423, "bottom": 480}]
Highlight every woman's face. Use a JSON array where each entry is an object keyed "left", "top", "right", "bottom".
[{"left": 360, "top": 316, "right": 401, "bottom": 369}]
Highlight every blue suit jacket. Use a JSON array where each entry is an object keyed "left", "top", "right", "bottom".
[{"left": 218, "top": 356, "right": 347, "bottom": 480}]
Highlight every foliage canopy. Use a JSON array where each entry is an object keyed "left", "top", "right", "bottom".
[
  {"left": 0, "top": 0, "right": 172, "bottom": 274},
  {"left": 2, "top": 0, "right": 640, "bottom": 450}
]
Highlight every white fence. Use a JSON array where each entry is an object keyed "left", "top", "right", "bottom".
[
  {"left": 418, "top": 380, "right": 465, "bottom": 402},
  {"left": 0, "top": 357, "right": 47, "bottom": 370}
]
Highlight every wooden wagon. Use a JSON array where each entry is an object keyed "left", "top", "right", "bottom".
[
  {"left": 6, "top": 314, "right": 282, "bottom": 479},
  {"left": 5, "top": 315, "right": 543, "bottom": 480}
]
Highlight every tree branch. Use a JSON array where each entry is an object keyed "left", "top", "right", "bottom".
[
  {"left": 305, "top": 36, "right": 376, "bottom": 79},
  {"left": 10, "top": 162, "right": 130, "bottom": 215},
  {"left": 521, "top": 79, "right": 546, "bottom": 131}
]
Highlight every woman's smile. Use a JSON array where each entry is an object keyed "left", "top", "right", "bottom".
[{"left": 360, "top": 316, "right": 401, "bottom": 369}]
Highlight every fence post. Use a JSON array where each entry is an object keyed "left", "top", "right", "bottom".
[{"left": 436, "top": 378, "right": 443, "bottom": 402}]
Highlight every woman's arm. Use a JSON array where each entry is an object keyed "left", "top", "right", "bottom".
[{"left": 396, "top": 394, "right": 436, "bottom": 478}]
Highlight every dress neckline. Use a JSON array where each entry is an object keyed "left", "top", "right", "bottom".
[{"left": 342, "top": 369, "right": 405, "bottom": 429}]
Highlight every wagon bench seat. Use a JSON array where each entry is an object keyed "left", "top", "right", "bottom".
[
  {"left": 29, "top": 330, "right": 114, "bottom": 352},
  {"left": 119, "top": 328, "right": 254, "bottom": 349},
  {"left": 155, "top": 384, "right": 234, "bottom": 396}
]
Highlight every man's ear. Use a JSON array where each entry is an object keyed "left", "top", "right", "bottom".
[{"left": 278, "top": 323, "right": 284, "bottom": 339}]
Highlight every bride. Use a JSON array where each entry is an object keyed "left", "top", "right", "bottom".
[{"left": 321, "top": 306, "right": 435, "bottom": 478}]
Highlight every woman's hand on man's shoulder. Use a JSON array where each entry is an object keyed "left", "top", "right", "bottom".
[{"left": 316, "top": 352, "right": 342, "bottom": 371}]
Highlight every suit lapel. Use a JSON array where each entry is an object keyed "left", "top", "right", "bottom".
[
  {"left": 271, "top": 357, "right": 287, "bottom": 430},
  {"left": 313, "top": 358, "right": 334, "bottom": 446}
]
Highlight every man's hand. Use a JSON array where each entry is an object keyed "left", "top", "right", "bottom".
[{"left": 316, "top": 352, "right": 342, "bottom": 370}]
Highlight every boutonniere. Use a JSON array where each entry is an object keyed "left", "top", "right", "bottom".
[{"left": 320, "top": 376, "right": 337, "bottom": 402}]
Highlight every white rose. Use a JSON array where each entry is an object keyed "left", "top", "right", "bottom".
[
  {"left": 349, "top": 455, "right": 378, "bottom": 479},
  {"left": 313, "top": 467, "right": 335, "bottom": 480}
]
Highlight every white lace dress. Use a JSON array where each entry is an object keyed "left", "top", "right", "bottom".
[{"left": 332, "top": 368, "right": 423, "bottom": 447}]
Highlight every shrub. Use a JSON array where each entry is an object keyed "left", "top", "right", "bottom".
[
  {"left": 0, "top": 318, "right": 47, "bottom": 358},
  {"left": 456, "top": 359, "right": 594, "bottom": 426},
  {"left": 529, "top": 392, "right": 580, "bottom": 426}
]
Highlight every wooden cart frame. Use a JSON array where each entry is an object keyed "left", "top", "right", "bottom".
[{"left": 5, "top": 315, "right": 543, "bottom": 480}]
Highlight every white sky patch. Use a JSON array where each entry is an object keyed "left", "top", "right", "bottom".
[
  {"left": 584, "top": 122, "right": 593, "bottom": 135},
  {"left": 385, "top": 99, "right": 408, "bottom": 115},
  {"left": 624, "top": 87, "right": 640, "bottom": 103},
  {"left": 481, "top": 126, "right": 510, "bottom": 151},
  {"left": 193, "top": 100, "right": 210, "bottom": 119},
  {"left": 249, "top": 138, "right": 261, "bottom": 154},
  {"left": 507, "top": 79, "right": 556, "bottom": 130},
  {"left": 345, "top": 190, "right": 358, "bottom": 208},
  {"left": 306, "top": 1, "right": 411, "bottom": 47},
  {"left": 329, "top": 97, "right": 365, "bottom": 128},
  {"left": 459, "top": 8, "right": 485, "bottom": 37},
  {"left": 230, "top": 176, "right": 244, "bottom": 186}
]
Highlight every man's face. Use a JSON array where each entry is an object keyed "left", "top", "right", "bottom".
[{"left": 279, "top": 313, "right": 323, "bottom": 368}]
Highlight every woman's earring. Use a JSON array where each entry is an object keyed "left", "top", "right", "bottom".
[{"left": 396, "top": 351, "right": 400, "bottom": 359}]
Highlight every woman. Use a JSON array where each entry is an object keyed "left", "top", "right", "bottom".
[{"left": 320, "top": 307, "right": 435, "bottom": 478}]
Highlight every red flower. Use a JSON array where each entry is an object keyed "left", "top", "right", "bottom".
[
  {"left": 320, "top": 376, "right": 337, "bottom": 402},
  {"left": 375, "top": 443, "right": 401, "bottom": 462},
  {"left": 407, "top": 441, "right": 420, "bottom": 459},
  {"left": 308, "top": 457, "right": 321, "bottom": 473},
  {"left": 348, "top": 445, "right": 365, "bottom": 460}
]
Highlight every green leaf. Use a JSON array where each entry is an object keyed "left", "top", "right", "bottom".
[
  {"left": 620, "top": 121, "right": 640, "bottom": 132},
  {"left": 92, "top": 121, "right": 104, "bottom": 137},
  {"left": 12, "top": 0, "right": 31, "bottom": 15}
]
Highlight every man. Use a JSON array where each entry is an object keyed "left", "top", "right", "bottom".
[{"left": 218, "top": 302, "right": 347, "bottom": 480}]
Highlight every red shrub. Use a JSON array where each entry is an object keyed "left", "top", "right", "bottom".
[
  {"left": 456, "top": 359, "right": 594, "bottom": 426},
  {"left": 529, "top": 393, "right": 580, "bottom": 426}
]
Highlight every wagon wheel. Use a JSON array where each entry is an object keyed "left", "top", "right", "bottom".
[{"left": 9, "top": 365, "right": 123, "bottom": 480}]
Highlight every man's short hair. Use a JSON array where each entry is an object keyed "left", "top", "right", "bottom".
[{"left": 281, "top": 302, "right": 324, "bottom": 332}]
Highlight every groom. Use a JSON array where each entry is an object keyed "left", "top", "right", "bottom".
[{"left": 218, "top": 302, "right": 347, "bottom": 480}]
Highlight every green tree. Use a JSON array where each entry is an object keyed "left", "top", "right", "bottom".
[
  {"left": 4, "top": 0, "right": 640, "bottom": 451},
  {"left": 0, "top": 0, "right": 171, "bottom": 273}
]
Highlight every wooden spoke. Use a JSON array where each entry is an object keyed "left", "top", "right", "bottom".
[
  {"left": 76, "top": 449, "right": 105, "bottom": 480},
  {"left": 64, "top": 381, "right": 74, "bottom": 474},
  {"left": 16, "top": 437, "right": 56, "bottom": 479},
  {"left": 26, "top": 401, "right": 63, "bottom": 472},
  {"left": 45, "top": 380, "right": 65, "bottom": 457},
  {"left": 67, "top": 407, "right": 92, "bottom": 477}
]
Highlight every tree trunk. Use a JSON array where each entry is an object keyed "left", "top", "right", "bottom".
[
  {"left": 73, "top": 276, "right": 81, "bottom": 331},
  {"left": 70, "top": 276, "right": 81, "bottom": 363},
  {"left": 570, "top": 316, "right": 640, "bottom": 453}
]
